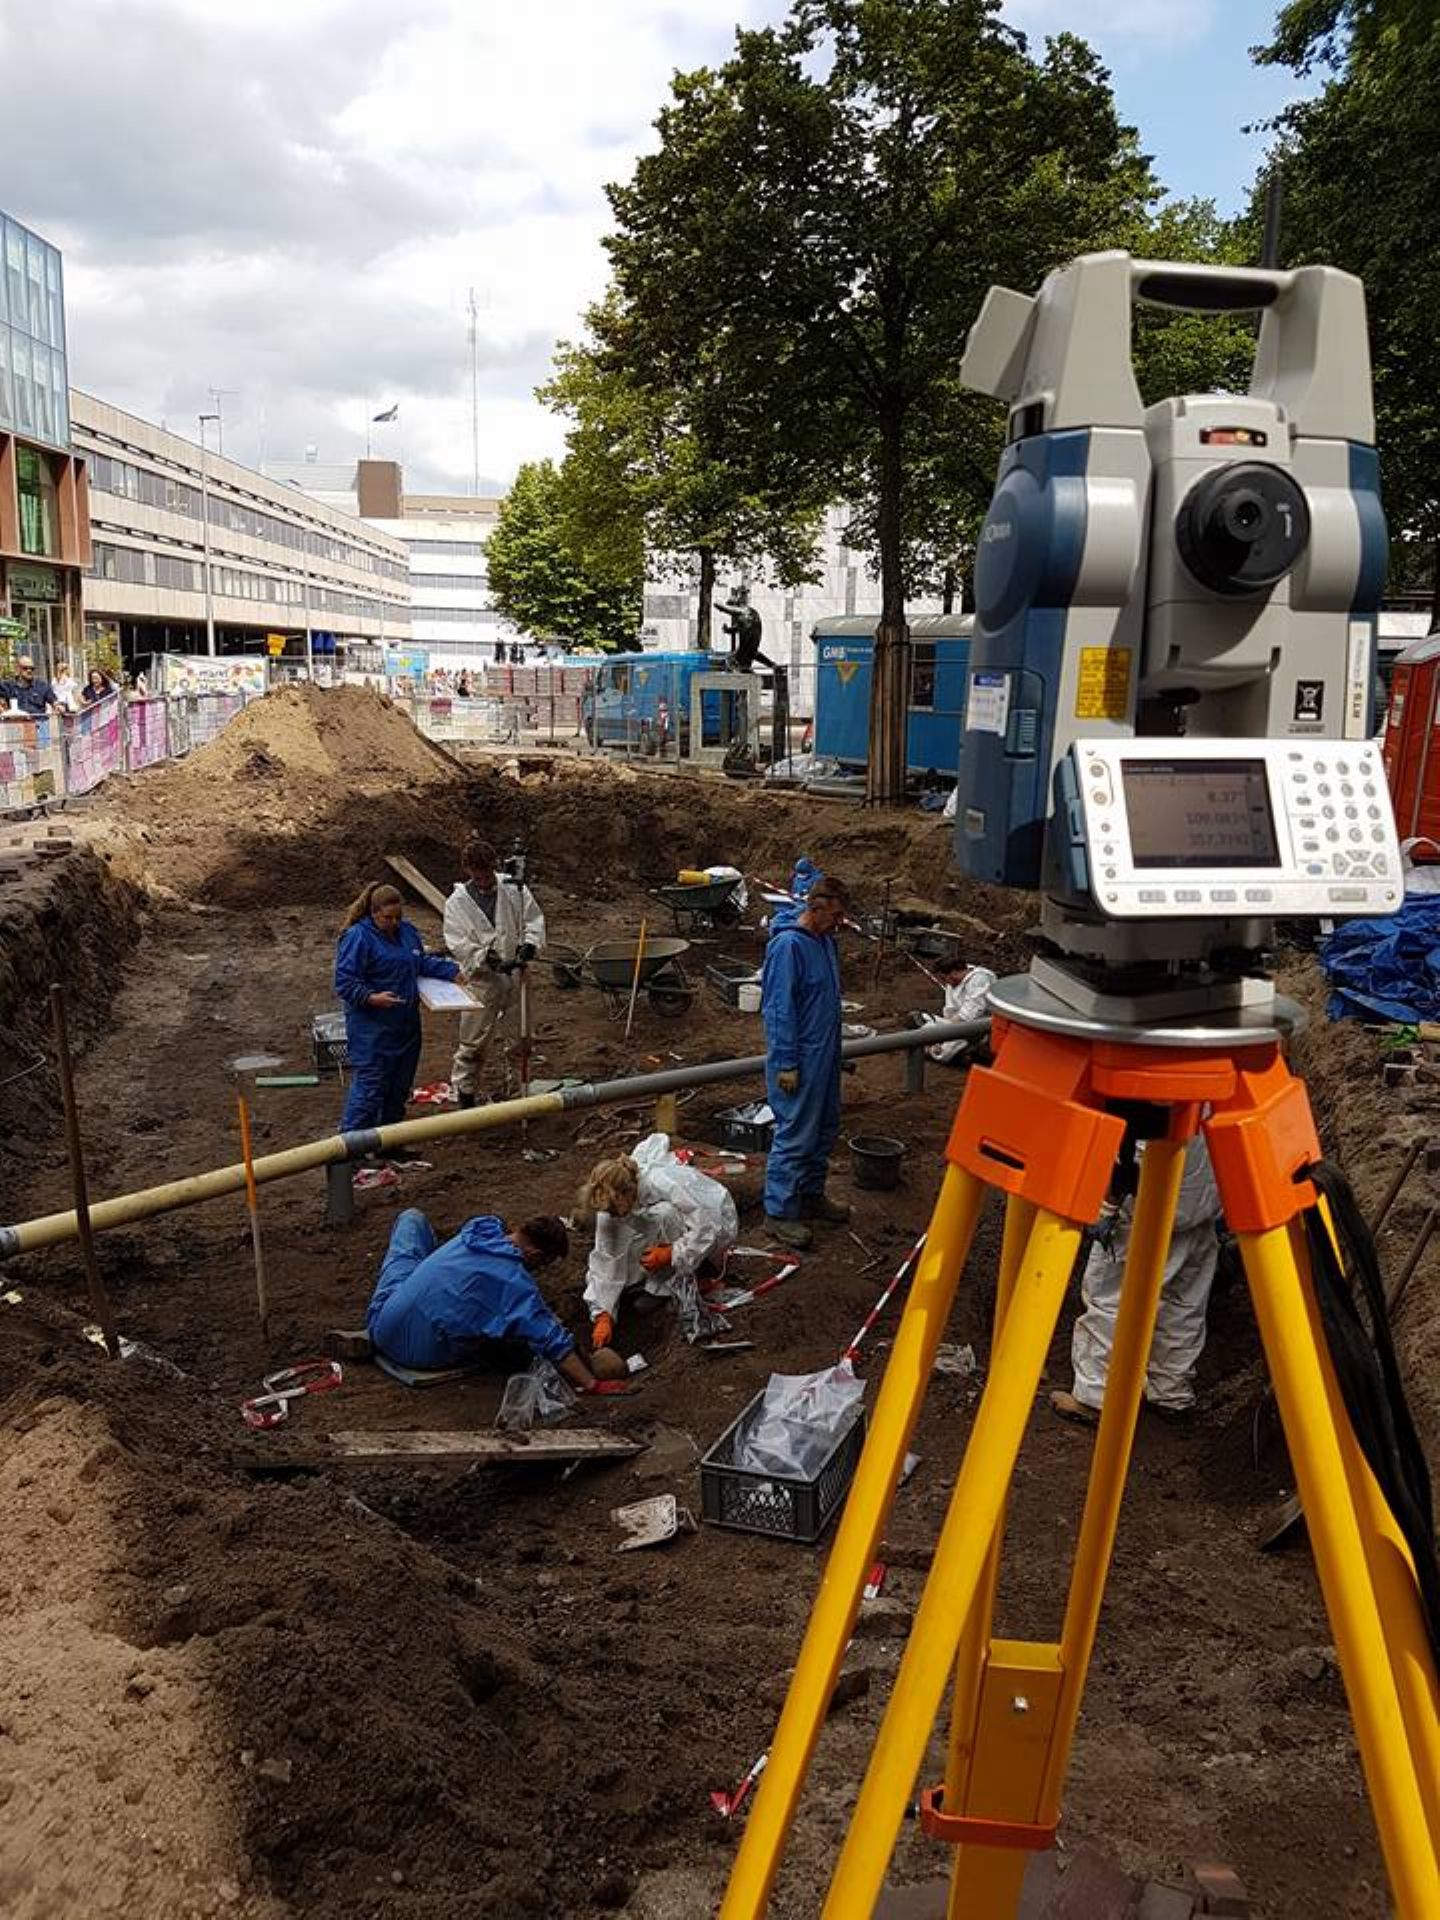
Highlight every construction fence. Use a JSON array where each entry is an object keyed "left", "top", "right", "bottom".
[{"left": 0, "top": 689, "right": 267, "bottom": 817}]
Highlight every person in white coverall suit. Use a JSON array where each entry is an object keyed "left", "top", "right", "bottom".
[
  {"left": 578, "top": 1136, "right": 738, "bottom": 1344},
  {"left": 443, "top": 836, "right": 545, "bottom": 1109},
  {"left": 917, "top": 958, "right": 996, "bottom": 1065},
  {"left": 1052, "top": 1131, "right": 1221, "bottom": 1423}
]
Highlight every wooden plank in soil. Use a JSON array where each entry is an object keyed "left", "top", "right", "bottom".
[
  {"left": 326, "top": 1428, "right": 644, "bottom": 1464},
  {"left": 385, "top": 854, "right": 447, "bottom": 915}
]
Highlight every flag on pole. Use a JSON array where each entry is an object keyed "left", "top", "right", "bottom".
[{"left": 372, "top": 404, "right": 399, "bottom": 423}]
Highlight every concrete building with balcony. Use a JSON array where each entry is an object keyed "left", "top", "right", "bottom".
[
  {"left": 72, "top": 398, "right": 410, "bottom": 672},
  {"left": 0, "top": 213, "right": 91, "bottom": 678}
]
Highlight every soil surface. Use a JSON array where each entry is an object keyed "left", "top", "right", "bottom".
[{"left": 0, "top": 686, "right": 1426, "bottom": 1919}]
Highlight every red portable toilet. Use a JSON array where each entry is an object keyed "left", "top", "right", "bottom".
[{"left": 1383, "top": 630, "right": 1440, "bottom": 855}]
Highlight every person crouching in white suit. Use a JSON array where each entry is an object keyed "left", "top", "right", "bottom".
[{"left": 442, "top": 836, "right": 545, "bottom": 1110}]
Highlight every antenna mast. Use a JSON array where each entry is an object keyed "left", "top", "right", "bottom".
[{"left": 466, "top": 288, "right": 480, "bottom": 496}]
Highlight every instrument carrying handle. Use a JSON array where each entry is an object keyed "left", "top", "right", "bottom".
[{"left": 1131, "top": 259, "right": 1291, "bottom": 313}]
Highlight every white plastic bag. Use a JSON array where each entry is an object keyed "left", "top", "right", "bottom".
[
  {"left": 733, "top": 1363, "right": 866, "bottom": 1479},
  {"left": 495, "top": 1357, "right": 576, "bottom": 1432}
]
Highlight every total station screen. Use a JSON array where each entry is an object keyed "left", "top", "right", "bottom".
[{"left": 1120, "top": 758, "right": 1280, "bottom": 869}]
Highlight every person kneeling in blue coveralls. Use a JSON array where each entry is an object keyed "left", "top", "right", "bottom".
[
  {"left": 761, "top": 873, "right": 852, "bottom": 1251},
  {"left": 333, "top": 881, "right": 460, "bottom": 1141},
  {"left": 350, "top": 1209, "right": 624, "bottom": 1395}
]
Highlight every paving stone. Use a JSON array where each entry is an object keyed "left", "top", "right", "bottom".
[
  {"left": 1193, "top": 1862, "right": 1249, "bottom": 1915},
  {"left": 1137, "top": 1882, "right": 1195, "bottom": 1920},
  {"left": 1041, "top": 1842, "right": 1141, "bottom": 1919}
]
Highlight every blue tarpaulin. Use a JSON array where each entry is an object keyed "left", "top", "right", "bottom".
[{"left": 1320, "top": 892, "right": 1440, "bottom": 1023}]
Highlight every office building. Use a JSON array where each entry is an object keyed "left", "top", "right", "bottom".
[
  {"left": 275, "top": 456, "right": 513, "bottom": 674},
  {"left": 0, "top": 213, "right": 91, "bottom": 677},
  {"left": 73, "top": 396, "right": 410, "bottom": 669}
]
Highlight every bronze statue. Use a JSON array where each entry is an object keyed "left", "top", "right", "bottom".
[{"left": 714, "top": 587, "right": 774, "bottom": 671}]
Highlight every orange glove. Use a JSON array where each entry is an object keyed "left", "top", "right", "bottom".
[
  {"left": 591, "top": 1312, "right": 615, "bottom": 1351},
  {"left": 639, "top": 1244, "right": 673, "bottom": 1274}
]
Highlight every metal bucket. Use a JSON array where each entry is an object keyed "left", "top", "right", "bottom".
[{"left": 849, "top": 1134, "right": 905, "bottom": 1192}]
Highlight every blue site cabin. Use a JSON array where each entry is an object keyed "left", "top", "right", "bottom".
[
  {"left": 584, "top": 650, "right": 750, "bottom": 753},
  {"left": 811, "top": 613, "right": 973, "bottom": 779}
]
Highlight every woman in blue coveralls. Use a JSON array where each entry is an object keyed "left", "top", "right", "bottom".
[{"left": 333, "top": 882, "right": 459, "bottom": 1134}]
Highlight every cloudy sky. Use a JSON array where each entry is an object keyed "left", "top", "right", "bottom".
[{"left": 0, "top": 0, "right": 1311, "bottom": 494}]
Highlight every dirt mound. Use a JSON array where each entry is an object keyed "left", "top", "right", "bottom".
[
  {"left": 445, "top": 758, "right": 1035, "bottom": 970},
  {"left": 0, "top": 1312, "right": 577, "bottom": 1919},
  {"left": 87, "top": 687, "right": 467, "bottom": 909},
  {"left": 185, "top": 684, "right": 453, "bottom": 788},
  {"left": 83, "top": 714, "right": 1032, "bottom": 964}
]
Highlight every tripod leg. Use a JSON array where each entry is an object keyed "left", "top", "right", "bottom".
[
  {"left": 944, "top": 1195, "right": 1036, "bottom": 1777},
  {"left": 1039, "top": 1135, "right": 1187, "bottom": 1806},
  {"left": 940, "top": 1194, "right": 1036, "bottom": 1916},
  {"left": 935, "top": 1139, "right": 1188, "bottom": 1918},
  {"left": 823, "top": 1207, "right": 1084, "bottom": 1920},
  {"left": 1242, "top": 1219, "right": 1440, "bottom": 1917},
  {"left": 718, "top": 1162, "right": 990, "bottom": 1920}
]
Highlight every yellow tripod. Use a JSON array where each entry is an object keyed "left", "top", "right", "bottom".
[{"left": 719, "top": 990, "right": 1440, "bottom": 1918}]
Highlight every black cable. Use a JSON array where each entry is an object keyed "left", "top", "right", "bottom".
[{"left": 1298, "top": 1159, "right": 1440, "bottom": 1664}]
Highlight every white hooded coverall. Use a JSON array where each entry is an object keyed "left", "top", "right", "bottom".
[
  {"left": 583, "top": 1134, "right": 738, "bottom": 1341},
  {"left": 925, "top": 966, "right": 996, "bottom": 1063},
  {"left": 1070, "top": 1132, "right": 1220, "bottom": 1412},
  {"left": 442, "top": 878, "right": 546, "bottom": 1097}
]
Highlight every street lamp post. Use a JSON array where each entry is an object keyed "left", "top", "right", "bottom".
[
  {"left": 197, "top": 413, "right": 220, "bottom": 658},
  {"left": 302, "top": 526, "right": 314, "bottom": 682}
]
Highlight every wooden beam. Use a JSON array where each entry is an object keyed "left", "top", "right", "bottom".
[
  {"left": 325, "top": 1428, "right": 644, "bottom": 1465},
  {"left": 385, "top": 854, "right": 448, "bottom": 915}
]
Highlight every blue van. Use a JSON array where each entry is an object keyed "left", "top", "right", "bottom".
[
  {"left": 811, "top": 613, "right": 973, "bottom": 779},
  {"left": 584, "top": 650, "right": 754, "bottom": 756}
]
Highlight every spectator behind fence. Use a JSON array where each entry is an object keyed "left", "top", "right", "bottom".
[
  {"left": 52, "top": 665, "right": 81, "bottom": 713},
  {"left": 0, "top": 655, "right": 59, "bottom": 716},
  {"left": 82, "top": 668, "right": 116, "bottom": 705}
]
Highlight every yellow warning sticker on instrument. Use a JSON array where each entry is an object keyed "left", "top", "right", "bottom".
[{"left": 1076, "top": 648, "right": 1132, "bottom": 720}]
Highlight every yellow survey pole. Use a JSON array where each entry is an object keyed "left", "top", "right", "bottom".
[
  {"left": 822, "top": 1208, "right": 1083, "bottom": 1919},
  {"left": 717, "top": 1162, "right": 989, "bottom": 1920}
]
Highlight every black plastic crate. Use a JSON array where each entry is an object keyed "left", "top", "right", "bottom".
[
  {"left": 311, "top": 1010, "right": 350, "bottom": 1071},
  {"left": 706, "top": 958, "right": 760, "bottom": 1007},
  {"left": 699, "top": 1393, "right": 866, "bottom": 1544},
  {"left": 711, "top": 1104, "right": 774, "bottom": 1153}
]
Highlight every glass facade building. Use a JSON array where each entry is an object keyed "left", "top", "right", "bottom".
[
  {"left": 1, "top": 212, "right": 87, "bottom": 682},
  {"left": 0, "top": 215, "right": 68, "bottom": 451}
]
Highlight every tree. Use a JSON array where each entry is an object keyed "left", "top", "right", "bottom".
[
  {"left": 540, "top": 313, "right": 825, "bottom": 652},
  {"left": 485, "top": 459, "right": 641, "bottom": 651},
  {"left": 604, "top": 1, "right": 1157, "bottom": 801},
  {"left": 1255, "top": 0, "right": 1440, "bottom": 615}
]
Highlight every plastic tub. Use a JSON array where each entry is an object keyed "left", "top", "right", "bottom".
[
  {"left": 737, "top": 982, "right": 762, "bottom": 1012},
  {"left": 850, "top": 1134, "right": 905, "bottom": 1191}
]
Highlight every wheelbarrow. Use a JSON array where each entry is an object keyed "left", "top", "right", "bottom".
[
  {"left": 587, "top": 936, "right": 694, "bottom": 1016},
  {"left": 652, "top": 875, "right": 745, "bottom": 934}
]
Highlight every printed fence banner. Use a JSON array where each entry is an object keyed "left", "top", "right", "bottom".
[
  {"left": 62, "top": 693, "right": 124, "bottom": 795},
  {"left": 125, "top": 696, "right": 169, "bottom": 771},
  {"left": 186, "top": 690, "right": 248, "bottom": 749},
  {"left": 155, "top": 652, "right": 269, "bottom": 697},
  {"left": 0, "top": 711, "right": 66, "bottom": 813}
]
